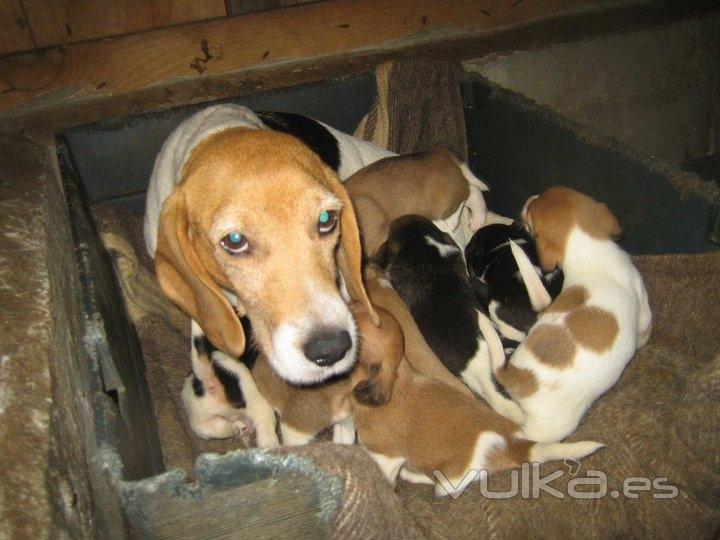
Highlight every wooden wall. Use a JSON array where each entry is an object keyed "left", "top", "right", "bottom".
[{"left": 0, "top": 0, "right": 319, "bottom": 55}]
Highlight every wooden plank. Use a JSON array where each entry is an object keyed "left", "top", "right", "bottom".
[
  {"left": 0, "top": 1, "right": 614, "bottom": 112},
  {"left": 0, "top": 0, "right": 712, "bottom": 130},
  {"left": 225, "top": 0, "right": 319, "bottom": 17},
  {"left": 21, "top": 0, "right": 227, "bottom": 50},
  {"left": 0, "top": 0, "right": 34, "bottom": 54}
]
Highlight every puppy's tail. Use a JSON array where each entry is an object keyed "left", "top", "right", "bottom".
[
  {"left": 477, "top": 310, "right": 505, "bottom": 372},
  {"left": 528, "top": 440, "right": 605, "bottom": 464},
  {"left": 474, "top": 310, "right": 526, "bottom": 424},
  {"left": 509, "top": 239, "right": 552, "bottom": 312}
]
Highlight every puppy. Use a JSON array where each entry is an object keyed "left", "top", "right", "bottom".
[
  {"left": 183, "top": 269, "right": 476, "bottom": 445},
  {"left": 373, "top": 215, "right": 497, "bottom": 397},
  {"left": 348, "top": 304, "right": 604, "bottom": 498},
  {"left": 478, "top": 187, "right": 652, "bottom": 442},
  {"left": 183, "top": 312, "right": 356, "bottom": 447},
  {"left": 465, "top": 221, "right": 564, "bottom": 342},
  {"left": 181, "top": 318, "right": 279, "bottom": 447},
  {"left": 344, "top": 147, "right": 489, "bottom": 255},
  {"left": 183, "top": 268, "right": 475, "bottom": 445}
]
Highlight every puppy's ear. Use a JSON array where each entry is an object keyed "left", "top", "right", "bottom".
[
  {"left": 353, "top": 363, "right": 394, "bottom": 406},
  {"left": 587, "top": 200, "right": 623, "bottom": 241},
  {"left": 533, "top": 228, "right": 564, "bottom": 273},
  {"left": 318, "top": 164, "right": 380, "bottom": 325},
  {"left": 155, "top": 190, "right": 245, "bottom": 356},
  {"left": 526, "top": 198, "right": 566, "bottom": 273},
  {"left": 351, "top": 305, "right": 403, "bottom": 406},
  {"left": 372, "top": 238, "right": 395, "bottom": 269}
]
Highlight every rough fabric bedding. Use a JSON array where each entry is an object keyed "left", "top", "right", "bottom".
[
  {"left": 92, "top": 204, "right": 720, "bottom": 537},
  {"left": 91, "top": 59, "right": 720, "bottom": 537}
]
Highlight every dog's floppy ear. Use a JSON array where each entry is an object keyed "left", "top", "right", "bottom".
[
  {"left": 155, "top": 190, "right": 246, "bottom": 356},
  {"left": 353, "top": 363, "right": 396, "bottom": 406},
  {"left": 586, "top": 200, "right": 623, "bottom": 242},
  {"left": 534, "top": 230, "right": 564, "bottom": 273},
  {"left": 526, "top": 201, "right": 566, "bottom": 273},
  {"left": 318, "top": 165, "right": 380, "bottom": 326},
  {"left": 351, "top": 304, "right": 403, "bottom": 405}
]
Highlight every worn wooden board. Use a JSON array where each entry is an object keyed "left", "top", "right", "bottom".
[
  {"left": 0, "top": 0, "right": 34, "bottom": 54},
  {"left": 5, "top": 0, "right": 227, "bottom": 53},
  {"left": 225, "top": 0, "right": 319, "bottom": 16},
  {"left": 0, "top": 0, "right": 714, "bottom": 131}
]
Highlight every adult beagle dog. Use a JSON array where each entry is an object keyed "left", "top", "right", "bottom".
[
  {"left": 476, "top": 187, "right": 652, "bottom": 442},
  {"left": 144, "top": 103, "right": 488, "bottom": 389},
  {"left": 144, "top": 104, "right": 389, "bottom": 386}
]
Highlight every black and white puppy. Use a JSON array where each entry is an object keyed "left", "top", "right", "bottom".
[
  {"left": 182, "top": 317, "right": 279, "bottom": 447},
  {"left": 465, "top": 221, "right": 563, "bottom": 343},
  {"left": 374, "top": 215, "right": 502, "bottom": 396}
]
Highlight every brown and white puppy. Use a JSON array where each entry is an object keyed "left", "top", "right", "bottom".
[
  {"left": 344, "top": 147, "right": 489, "bottom": 256},
  {"left": 152, "top": 126, "right": 378, "bottom": 386},
  {"left": 348, "top": 304, "right": 603, "bottom": 498},
  {"left": 477, "top": 187, "right": 652, "bottom": 442},
  {"left": 182, "top": 312, "right": 354, "bottom": 447},
  {"left": 182, "top": 273, "right": 472, "bottom": 446}
]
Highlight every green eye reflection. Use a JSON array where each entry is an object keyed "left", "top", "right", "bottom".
[
  {"left": 318, "top": 210, "right": 338, "bottom": 235},
  {"left": 221, "top": 231, "right": 249, "bottom": 255}
]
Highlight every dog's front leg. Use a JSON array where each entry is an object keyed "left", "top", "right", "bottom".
[{"left": 332, "top": 416, "right": 356, "bottom": 445}]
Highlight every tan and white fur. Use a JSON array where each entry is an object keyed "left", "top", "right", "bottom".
[
  {"left": 144, "top": 104, "right": 489, "bottom": 394},
  {"left": 476, "top": 187, "right": 652, "bottom": 442},
  {"left": 348, "top": 304, "right": 604, "bottom": 498},
  {"left": 180, "top": 270, "right": 473, "bottom": 446},
  {"left": 344, "top": 147, "right": 490, "bottom": 256},
  {"left": 149, "top": 125, "right": 382, "bottom": 388}
]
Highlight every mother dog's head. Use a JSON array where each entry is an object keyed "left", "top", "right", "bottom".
[{"left": 155, "top": 128, "right": 378, "bottom": 384}]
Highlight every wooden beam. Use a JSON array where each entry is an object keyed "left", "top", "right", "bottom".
[
  {"left": 0, "top": 0, "right": 34, "bottom": 54},
  {"left": 0, "top": 0, "right": 714, "bottom": 131},
  {"left": 20, "top": 0, "right": 227, "bottom": 51}
]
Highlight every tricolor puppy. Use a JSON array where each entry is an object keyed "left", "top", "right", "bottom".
[
  {"left": 144, "top": 104, "right": 385, "bottom": 386},
  {"left": 183, "top": 313, "right": 355, "bottom": 446},
  {"left": 373, "top": 215, "right": 498, "bottom": 397},
  {"left": 478, "top": 187, "right": 652, "bottom": 442},
  {"left": 182, "top": 271, "right": 473, "bottom": 446},
  {"left": 181, "top": 318, "right": 279, "bottom": 447},
  {"left": 349, "top": 304, "right": 604, "bottom": 498},
  {"left": 465, "top": 221, "right": 564, "bottom": 343},
  {"left": 344, "top": 147, "right": 489, "bottom": 256}
]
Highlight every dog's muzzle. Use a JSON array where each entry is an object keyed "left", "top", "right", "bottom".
[{"left": 303, "top": 328, "right": 352, "bottom": 366}]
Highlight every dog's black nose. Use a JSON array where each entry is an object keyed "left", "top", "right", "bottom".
[{"left": 303, "top": 329, "right": 352, "bottom": 366}]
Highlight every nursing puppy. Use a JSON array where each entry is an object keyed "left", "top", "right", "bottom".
[
  {"left": 349, "top": 304, "right": 603, "bottom": 498},
  {"left": 478, "top": 187, "right": 652, "bottom": 442},
  {"left": 183, "top": 314, "right": 355, "bottom": 447},
  {"left": 181, "top": 317, "right": 280, "bottom": 447},
  {"left": 373, "top": 215, "right": 496, "bottom": 396},
  {"left": 465, "top": 221, "right": 564, "bottom": 342},
  {"left": 344, "top": 147, "right": 489, "bottom": 255},
  {"left": 183, "top": 271, "right": 472, "bottom": 446}
]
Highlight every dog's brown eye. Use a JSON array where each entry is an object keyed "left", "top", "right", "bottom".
[
  {"left": 318, "top": 210, "right": 339, "bottom": 235},
  {"left": 220, "top": 232, "right": 250, "bottom": 255}
]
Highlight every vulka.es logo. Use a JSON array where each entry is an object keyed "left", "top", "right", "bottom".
[{"left": 432, "top": 463, "right": 679, "bottom": 500}]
